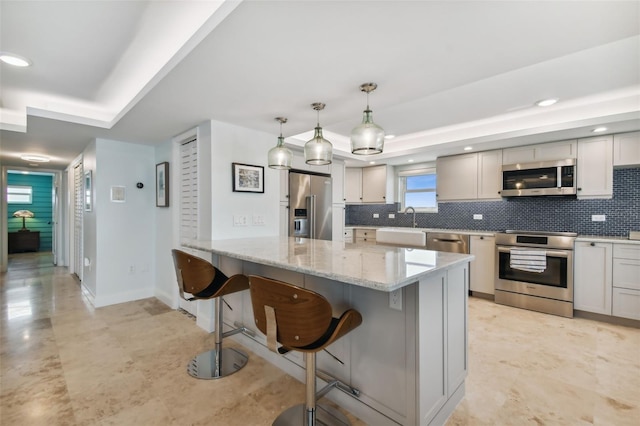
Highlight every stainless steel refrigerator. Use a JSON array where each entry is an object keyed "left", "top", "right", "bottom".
[{"left": 289, "top": 171, "right": 332, "bottom": 241}]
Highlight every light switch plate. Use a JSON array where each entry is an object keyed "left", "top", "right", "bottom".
[
  {"left": 473, "top": 214, "right": 483, "bottom": 220},
  {"left": 388, "top": 213, "right": 395, "bottom": 219},
  {"left": 373, "top": 213, "right": 380, "bottom": 218},
  {"left": 592, "top": 215, "right": 606, "bottom": 222}
]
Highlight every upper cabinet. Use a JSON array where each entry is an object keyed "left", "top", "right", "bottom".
[
  {"left": 576, "top": 135, "right": 613, "bottom": 199},
  {"left": 436, "top": 150, "right": 502, "bottom": 202},
  {"left": 345, "top": 165, "right": 393, "bottom": 204},
  {"left": 345, "top": 167, "right": 363, "bottom": 203},
  {"left": 502, "top": 140, "right": 577, "bottom": 164},
  {"left": 477, "top": 150, "right": 503, "bottom": 199},
  {"left": 613, "top": 131, "right": 640, "bottom": 168}
]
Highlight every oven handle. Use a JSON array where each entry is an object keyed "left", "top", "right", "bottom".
[{"left": 496, "top": 246, "right": 570, "bottom": 258}]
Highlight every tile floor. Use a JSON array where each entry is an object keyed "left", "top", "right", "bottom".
[{"left": 1, "top": 252, "right": 638, "bottom": 425}]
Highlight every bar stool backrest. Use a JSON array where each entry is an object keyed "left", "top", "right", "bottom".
[
  {"left": 249, "top": 275, "right": 333, "bottom": 348},
  {"left": 172, "top": 249, "right": 217, "bottom": 295}
]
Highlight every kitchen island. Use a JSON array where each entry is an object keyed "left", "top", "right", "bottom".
[{"left": 182, "top": 236, "right": 473, "bottom": 425}]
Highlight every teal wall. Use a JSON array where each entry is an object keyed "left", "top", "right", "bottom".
[{"left": 7, "top": 173, "right": 53, "bottom": 251}]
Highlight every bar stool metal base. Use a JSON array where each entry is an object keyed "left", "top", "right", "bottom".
[
  {"left": 186, "top": 347, "right": 248, "bottom": 379},
  {"left": 273, "top": 403, "right": 350, "bottom": 426}
]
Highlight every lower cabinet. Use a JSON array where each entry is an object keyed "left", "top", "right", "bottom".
[
  {"left": 355, "top": 228, "right": 376, "bottom": 244},
  {"left": 469, "top": 235, "right": 495, "bottom": 295},
  {"left": 574, "top": 241, "right": 612, "bottom": 315},
  {"left": 574, "top": 241, "right": 640, "bottom": 320}
]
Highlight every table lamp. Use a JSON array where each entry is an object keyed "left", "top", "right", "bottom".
[{"left": 13, "top": 210, "right": 35, "bottom": 232}]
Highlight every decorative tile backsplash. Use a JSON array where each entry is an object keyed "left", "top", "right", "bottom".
[{"left": 346, "top": 168, "right": 640, "bottom": 236}]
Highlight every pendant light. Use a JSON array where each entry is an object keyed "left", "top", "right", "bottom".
[
  {"left": 350, "top": 82, "right": 385, "bottom": 155},
  {"left": 268, "top": 117, "right": 293, "bottom": 169},
  {"left": 304, "top": 102, "right": 333, "bottom": 165}
]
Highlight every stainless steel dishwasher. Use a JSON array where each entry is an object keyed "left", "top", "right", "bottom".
[{"left": 426, "top": 232, "right": 470, "bottom": 254}]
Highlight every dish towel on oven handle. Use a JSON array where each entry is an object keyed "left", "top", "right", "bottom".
[{"left": 509, "top": 248, "right": 547, "bottom": 273}]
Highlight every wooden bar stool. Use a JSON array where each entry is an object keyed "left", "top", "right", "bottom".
[
  {"left": 249, "top": 275, "right": 363, "bottom": 426},
  {"left": 171, "top": 249, "right": 250, "bottom": 379}
]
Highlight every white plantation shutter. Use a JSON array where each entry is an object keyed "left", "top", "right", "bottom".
[
  {"left": 74, "top": 162, "right": 83, "bottom": 279},
  {"left": 180, "top": 138, "right": 198, "bottom": 239}
]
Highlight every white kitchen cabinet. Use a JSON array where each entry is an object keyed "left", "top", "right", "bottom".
[
  {"left": 332, "top": 205, "right": 345, "bottom": 242},
  {"left": 345, "top": 167, "right": 363, "bottom": 203},
  {"left": 331, "top": 160, "right": 346, "bottom": 203},
  {"left": 613, "top": 131, "right": 640, "bottom": 167},
  {"left": 436, "top": 150, "right": 502, "bottom": 201},
  {"left": 576, "top": 135, "right": 613, "bottom": 199},
  {"left": 355, "top": 228, "right": 376, "bottom": 244},
  {"left": 436, "top": 153, "right": 478, "bottom": 201},
  {"left": 279, "top": 169, "right": 289, "bottom": 203},
  {"left": 574, "top": 241, "right": 612, "bottom": 315},
  {"left": 477, "top": 150, "right": 503, "bottom": 200},
  {"left": 469, "top": 235, "right": 495, "bottom": 295},
  {"left": 279, "top": 202, "right": 289, "bottom": 236},
  {"left": 362, "top": 164, "right": 388, "bottom": 203},
  {"left": 502, "top": 139, "right": 577, "bottom": 164},
  {"left": 345, "top": 165, "right": 393, "bottom": 204},
  {"left": 344, "top": 228, "right": 354, "bottom": 243},
  {"left": 612, "top": 244, "right": 640, "bottom": 320}
]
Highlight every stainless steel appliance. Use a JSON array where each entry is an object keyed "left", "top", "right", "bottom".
[
  {"left": 495, "top": 230, "right": 577, "bottom": 318},
  {"left": 289, "top": 171, "right": 332, "bottom": 241},
  {"left": 426, "top": 232, "right": 470, "bottom": 254},
  {"left": 501, "top": 159, "right": 576, "bottom": 197}
]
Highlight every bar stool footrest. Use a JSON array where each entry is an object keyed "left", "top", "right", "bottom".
[
  {"left": 187, "top": 347, "right": 248, "bottom": 380},
  {"left": 273, "top": 403, "right": 350, "bottom": 426}
]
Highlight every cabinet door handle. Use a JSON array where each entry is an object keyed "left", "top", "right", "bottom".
[
  {"left": 578, "top": 188, "right": 583, "bottom": 191},
  {"left": 480, "top": 236, "right": 484, "bottom": 240},
  {"left": 590, "top": 242, "right": 595, "bottom": 246}
]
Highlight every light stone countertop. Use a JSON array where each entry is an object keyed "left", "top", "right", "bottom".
[
  {"left": 345, "top": 226, "right": 495, "bottom": 237},
  {"left": 576, "top": 235, "right": 640, "bottom": 245},
  {"left": 181, "top": 236, "right": 474, "bottom": 292}
]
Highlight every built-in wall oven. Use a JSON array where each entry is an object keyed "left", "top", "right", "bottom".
[{"left": 495, "top": 230, "right": 577, "bottom": 318}]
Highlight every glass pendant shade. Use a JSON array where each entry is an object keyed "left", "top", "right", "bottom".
[
  {"left": 305, "top": 126, "right": 333, "bottom": 165},
  {"left": 304, "top": 103, "right": 332, "bottom": 165},
  {"left": 268, "top": 136, "right": 292, "bottom": 169},
  {"left": 351, "top": 109, "right": 384, "bottom": 154},
  {"left": 350, "top": 82, "right": 384, "bottom": 155},
  {"left": 268, "top": 117, "right": 292, "bottom": 170}
]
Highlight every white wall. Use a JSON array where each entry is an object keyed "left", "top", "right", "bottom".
[
  {"left": 89, "top": 139, "right": 156, "bottom": 307},
  {"left": 154, "top": 138, "right": 179, "bottom": 308},
  {"left": 208, "top": 119, "right": 280, "bottom": 239},
  {"left": 82, "top": 141, "right": 97, "bottom": 297}
]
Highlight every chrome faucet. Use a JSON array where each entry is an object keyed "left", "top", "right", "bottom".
[{"left": 404, "top": 206, "right": 417, "bottom": 228}]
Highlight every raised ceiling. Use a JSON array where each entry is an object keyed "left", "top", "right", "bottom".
[{"left": 1, "top": 0, "right": 639, "bottom": 170}]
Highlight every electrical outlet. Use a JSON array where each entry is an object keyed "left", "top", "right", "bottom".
[
  {"left": 252, "top": 215, "right": 265, "bottom": 226},
  {"left": 592, "top": 215, "right": 606, "bottom": 222},
  {"left": 388, "top": 213, "right": 395, "bottom": 219},
  {"left": 373, "top": 213, "right": 380, "bottom": 218},
  {"left": 233, "top": 215, "right": 248, "bottom": 226},
  {"left": 389, "top": 289, "right": 403, "bottom": 311},
  {"left": 473, "top": 214, "right": 483, "bottom": 220},
  {"left": 128, "top": 265, "right": 135, "bottom": 274}
]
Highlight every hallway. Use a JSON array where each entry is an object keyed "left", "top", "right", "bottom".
[{"left": 1, "top": 253, "right": 638, "bottom": 425}]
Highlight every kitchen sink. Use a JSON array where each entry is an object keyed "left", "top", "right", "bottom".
[{"left": 376, "top": 227, "right": 427, "bottom": 248}]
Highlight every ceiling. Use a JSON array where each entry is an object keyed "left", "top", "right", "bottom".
[{"left": 1, "top": 0, "right": 639, "bottom": 171}]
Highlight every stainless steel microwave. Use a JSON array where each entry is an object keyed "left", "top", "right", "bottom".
[{"left": 501, "top": 159, "right": 576, "bottom": 197}]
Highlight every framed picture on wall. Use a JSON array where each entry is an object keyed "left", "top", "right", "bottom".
[
  {"left": 232, "top": 163, "right": 264, "bottom": 193},
  {"left": 156, "top": 162, "right": 169, "bottom": 207}
]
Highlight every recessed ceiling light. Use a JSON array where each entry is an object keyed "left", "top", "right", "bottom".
[
  {"left": 0, "top": 52, "right": 31, "bottom": 67},
  {"left": 407, "top": 159, "right": 414, "bottom": 163},
  {"left": 369, "top": 161, "right": 376, "bottom": 165},
  {"left": 464, "top": 146, "right": 473, "bottom": 151},
  {"left": 592, "top": 127, "right": 608, "bottom": 133},
  {"left": 536, "top": 98, "right": 558, "bottom": 107},
  {"left": 21, "top": 154, "right": 50, "bottom": 162},
  {"left": 384, "top": 134, "right": 395, "bottom": 139}
]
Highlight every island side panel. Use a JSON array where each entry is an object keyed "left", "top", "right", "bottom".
[{"left": 349, "top": 283, "right": 417, "bottom": 424}]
